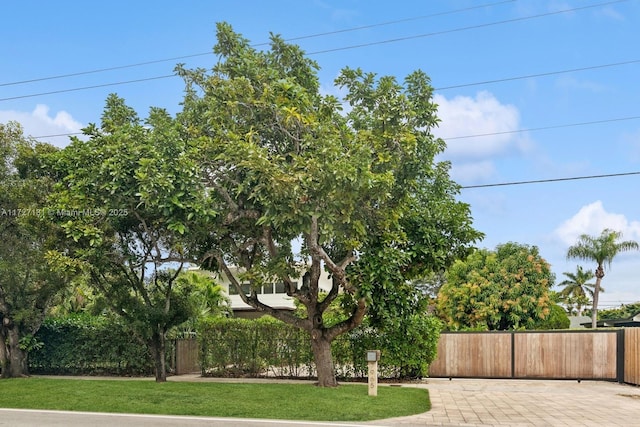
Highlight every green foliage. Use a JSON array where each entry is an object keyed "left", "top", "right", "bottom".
[
  {"left": 557, "top": 266, "right": 596, "bottom": 316},
  {"left": 567, "top": 229, "right": 640, "bottom": 270},
  {"left": 591, "top": 302, "right": 640, "bottom": 320},
  {"left": 176, "top": 23, "right": 481, "bottom": 386},
  {"left": 437, "top": 242, "right": 555, "bottom": 331},
  {"left": 567, "top": 229, "right": 639, "bottom": 328},
  {"left": 0, "top": 121, "right": 70, "bottom": 377},
  {"left": 48, "top": 95, "right": 213, "bottom": 381},
  {"left": 169, "top": 271, "right": 231, "bottom": 338},
  {"left": 348, "top": 315, "right": 442, "bottom": 379},
  {"left": 533, "top": 303, "right": 570, "bottom": 329},
  {"left": 30, "top": 315, "right": 155, "bottom": 375},
  {"left": 199, "top": 317, "right": 313, "bottom": 378},
  {"left": 197, "top": 314, "right": 441, "bottom": 380}
]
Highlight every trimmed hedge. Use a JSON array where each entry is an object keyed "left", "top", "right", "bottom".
[
  {"left": 29, "top": 313, "right": 441, "bottom": 379},
  {"left": 30, "top": 315, "right": 156, "bottom": 376},
  {"left": 198, "top": 315, "right": 441, "bottom": 380}
]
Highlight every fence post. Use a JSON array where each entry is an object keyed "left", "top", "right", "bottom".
[
  {"left": 617, "top": 329, "right": 625, "bottom": 383},
  {"left": 511, "top": 332, "right": 515, "bottom": 378}
]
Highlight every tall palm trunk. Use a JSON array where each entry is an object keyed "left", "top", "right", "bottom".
[{"left": 591, "top": 265, "right": 605, "bottom": 329}]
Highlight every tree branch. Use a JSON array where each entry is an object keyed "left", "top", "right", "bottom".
[
  {"left": 306, "top": 215, "right": 357, "bottom": 292},
  {"left": 325, "top": 297, "right": 367, "bottom": 342}
]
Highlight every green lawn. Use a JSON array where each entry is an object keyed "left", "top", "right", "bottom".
[{"left": 0, "top": 378, "right": 430, "bottom": 421}]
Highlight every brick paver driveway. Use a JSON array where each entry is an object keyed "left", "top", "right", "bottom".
[{"left": 371, "top": 378, "right": 640, "bottom": 427}]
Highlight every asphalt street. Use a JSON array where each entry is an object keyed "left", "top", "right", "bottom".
[{"left": 0, "top": 409, "right": 383, "bottom": 427}]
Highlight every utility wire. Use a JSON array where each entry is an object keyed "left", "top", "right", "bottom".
[
  {"left": 435, "top": 59, "right": 640, "bottom": 91},
  {"left": 0, "top": 0, "right": 630, "bottom": 102},
  {"left": 0, "top": 0, "right": 514, "bottom": 88},
  {"left": 30, "top": 113, "right": 640, "bottom": 141},
  {"left": 0, "top": 75, "right": 175, "bottom": 102},
  {"left": 4, "top": 55, "right": 638, "bottom": 103},
  {"left": 310, "top": 0, "right": 629, "bottom": 55},
  {"left": 461, "top": 171, "right": 640, "bottom": 189},
  {"left": 442, "top": 115, "right": 640, "bottom": 140}
]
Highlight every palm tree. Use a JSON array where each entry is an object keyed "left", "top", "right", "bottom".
[
  {"left": 567, "top": 229, "right": 639, "bottom": 328},
  {"left": 558, "top": 266, "right": 597, "bottom": 315}
]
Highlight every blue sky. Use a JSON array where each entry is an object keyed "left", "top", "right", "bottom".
[{"left": 2, "top": 0, "right": 640, "bottom": 309}]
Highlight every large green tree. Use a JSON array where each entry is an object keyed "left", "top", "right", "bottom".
[
  {"left": 177, "top": 23, "right": 481, "bottom": 386},
  {"left": 437, "top": 242, "right": 555, "bottom": 330},
  {"left": 50, "top": 96, "right": 209, "bottom": 381},
  {"left": 0, "top": 122, "right": 69, "bottom": 378},
  {"left": 567, "top": 229, "right": 639, "bottom": 328}
]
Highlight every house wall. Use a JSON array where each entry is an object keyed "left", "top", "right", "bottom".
[{"left": 194, "top": 267, "right": 334, "bottom": 313}]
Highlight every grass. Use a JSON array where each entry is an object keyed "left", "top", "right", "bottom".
[{"left": 0, "top": 377, "right": 430, "bottom": 421}]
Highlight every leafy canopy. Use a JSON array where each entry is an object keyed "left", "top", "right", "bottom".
[
  {"left": 175, "top": 23, "right": 481, "bottom": 385},
  {"left": 437, "top": 242, "right": 555, "bottom": 330}
]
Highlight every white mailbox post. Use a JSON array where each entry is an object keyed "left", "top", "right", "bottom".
[{"left": 366, "top": 350, "right": 381, "bottom": 396}]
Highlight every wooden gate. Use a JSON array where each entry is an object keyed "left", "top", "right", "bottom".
[
  {"left": 429, "top": 330, "right": 625, "bottom": 382},
  {"left": 175, "top": 339, "right": 200, "bottom": 375}
]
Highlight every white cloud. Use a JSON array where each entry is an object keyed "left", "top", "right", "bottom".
[
  {"left": 0, "top": 105, "right": 83, "bottom": 147},
  {"left": 553, "top": 201, "right": 640, "bottom": 246},
  {"left": 434, "top": 91, "right": 522, "bottom": 160}
]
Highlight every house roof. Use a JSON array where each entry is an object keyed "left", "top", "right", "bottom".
[{"left": 580, "top": 311, "right": 640, "bottom": 328}]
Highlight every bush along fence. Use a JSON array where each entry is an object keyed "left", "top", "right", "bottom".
[
  {"left": 29, "top": 315, "right": 159, "bottom": 376},
  {"left": 195, "top": 315, "right": 442, "bottom": 380},
  {"left": 28, "top": 314, "right": 441, "bottom": 379}
]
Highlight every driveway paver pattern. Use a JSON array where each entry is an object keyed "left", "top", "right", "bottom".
[{"left": 371, "top": 378, "right": 640, "bottom": 427}]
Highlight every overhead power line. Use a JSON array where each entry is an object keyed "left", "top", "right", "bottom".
[
  {"left": 30, "top": 113, "right": 640, "bottom": 142},
  {"left": 461, "top": 172, "right": 640, "bottom": 189},
  {"left": 0, "top": 75, "right": 176, "bottom": 102},
  {"left": 0, "top": 0, "right": 514, "bottom": 88},
  {"left": 443, "top": 115, "right": 640, "bottom": 140},
  {"left": 0, "top": 0, "right": 630, "bottom": 102},
  {"left": 4, "top": 56, "right": 637, "bottom": 103},
  {"left": 435, "top": 59, "right": 640, "bottom": 91},
  {"left": 310, "top": 0, "right": 629, "bottom": 55}
]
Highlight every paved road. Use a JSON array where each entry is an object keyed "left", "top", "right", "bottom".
[{"left": 0, "top": 409, "right": 384, "bottom": 427}]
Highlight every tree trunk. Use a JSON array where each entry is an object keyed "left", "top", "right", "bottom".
[
  {"left": 310, "top": 330, "right": 337, "bottom": 387},
  {"left": 0, "top": 320, "right": 29, "bottom": 378},
  {"left": 0, "top": 324, "right": 7, "bottom": 377},
  {"left": 591, "top": 265, "right": 605, "bottom": 329},
  {"left": 149, "top": 329, "right": 167, "bottom": 382}
]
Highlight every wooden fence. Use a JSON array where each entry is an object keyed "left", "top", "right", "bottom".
[
  {"left": 429, "top": 330, "right": 632, "bottom": 383},
  {"left": 625, "top": 328, "right": 640, "bottom": 385}
]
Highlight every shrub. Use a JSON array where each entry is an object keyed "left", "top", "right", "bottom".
[
  {"left": 30, "top": 314, "right": 155, "bottom": 376},
  {"left": 197, "top": 314, "right": 441, "bottom": 380}
]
